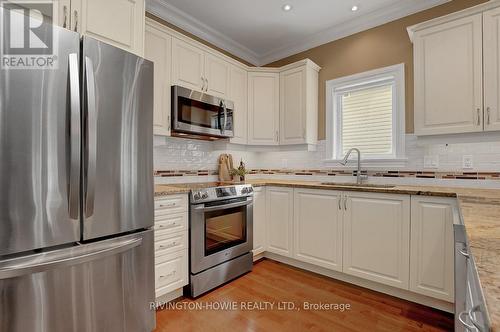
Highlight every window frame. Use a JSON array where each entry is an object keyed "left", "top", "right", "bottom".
[{"left": 325, "top": 63, "right": 406, "bottom": 166}]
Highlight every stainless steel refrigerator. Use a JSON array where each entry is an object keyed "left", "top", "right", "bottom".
[{"left": 0, "top": 23, "right": 155, "bottom": 332}]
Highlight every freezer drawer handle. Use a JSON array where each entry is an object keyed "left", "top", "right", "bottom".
[{"left": 0, "top": 237, "right": 142, "bottom": 280}]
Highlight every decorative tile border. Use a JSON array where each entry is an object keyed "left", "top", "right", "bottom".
[{"left": 154, "top": 169, "right": 500, "bottom": 180}]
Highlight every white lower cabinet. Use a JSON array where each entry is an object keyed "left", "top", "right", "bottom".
[
  {"left": 266, "top": 187, "right": 294, "bottom": 257},
  {"left": 252, "top": 186, "right": 267, "bottom": 256},
  {"left": 154, "top": 194, "right": 189, "bottom": 299},
  {"left": 293, "top": 189, "right": 343, "bottom": 271},
  {"left": 410, "top": 196, "right": 456, "bottom": 302},
  {"left": 342, "top": 192, "right": 410, "bottom": 290}
]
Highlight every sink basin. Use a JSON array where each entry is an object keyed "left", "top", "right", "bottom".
[{"left": 320, "top": 182, "right": 396, "bottom": 189}]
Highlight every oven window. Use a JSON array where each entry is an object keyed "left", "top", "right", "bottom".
[
  {"left": 177, "top": 96, "right": 233, "bottom": 131},
  {"left": 205, "top": 206, "right": 246, "bottom": 256}
]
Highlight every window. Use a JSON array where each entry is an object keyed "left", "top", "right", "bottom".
[{"left": 326, "top": 64, "right": 406, "bottom": 165}]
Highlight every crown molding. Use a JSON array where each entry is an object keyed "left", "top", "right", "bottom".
[
  {"left": 146, "top": 0, "right": 261, "bottom": 65},
  {"left": 259, "top": 0, "right": 451, "bottom": 65},
  {"left": 146, "top": 0, "right": 450, "bottom": 66}
]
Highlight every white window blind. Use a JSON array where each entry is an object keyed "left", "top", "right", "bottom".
[
  {"left": 326, "top": 64, "right": 406, "bottom": 164},
  {"left": 340, "top": 84, "right": 393, "bottom": 156}
]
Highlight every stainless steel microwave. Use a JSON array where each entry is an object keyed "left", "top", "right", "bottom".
[{"left": 171, "top": 85, "right": 234, "bottom": 139}]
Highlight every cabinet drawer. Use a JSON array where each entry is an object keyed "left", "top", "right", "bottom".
[
  {"left": 155, "top": 249, "right": 188, "bottom": 296},
  {"left": 154, "top": 212, "right": 187, "bottom": 234},
  {"left": 154, "top": 194, "right": 188, "bottom": 215},
  {"left": 154, "top": 231, "right": 187, "bottom": 257}
]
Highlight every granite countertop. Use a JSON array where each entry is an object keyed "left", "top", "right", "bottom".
[{"left": 154, "top": 180, "right": 500, "bottom": 330}]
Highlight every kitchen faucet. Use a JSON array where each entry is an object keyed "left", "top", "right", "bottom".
[{"left": 339, "top": 148, "right": 368, "bottom": 184}]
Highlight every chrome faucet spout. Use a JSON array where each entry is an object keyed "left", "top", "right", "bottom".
[{"left": 339, "top": 148, "right": 366, "bottom": 184}]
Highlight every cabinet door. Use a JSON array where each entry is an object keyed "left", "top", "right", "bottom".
[
  {"left": 280, "top": 67, "right": 306, "bottom": 145},
  {"left": 204, "top": 53, "right": 230, "bottom": 98},
  {"left": 248, "top": 72, "right": 280, "bottom": 145},
  {"left": 145, "top": 22, "right": 172, "bottom": 136},
  {"left": 343, "top": 192, "right": 410, "bottom": 289},
  {"left": 54, "top": 0, "right": 71, "bottom": 29},
  {"left": 266, "top": 187, "right": 293, "bottom": 257},
  {"left": 484, "top": 7, "right": 500, "bottom": 131},
  {"left": 293, "top": 189, "right": 342, "bottom": 271},
  {"left": 155, "top": 249, "right": 188, "bottom": 298},
  {"left": 410, "top": 197, "right": 455, "bottom": 302},
  {"left": 171, "top": 38, "right": 205, "bottom": 91},
  {"left": 252, "top": 187, "right": 266, "bottom": 256},
  {"left": 79, "top": 0, "right": 145, "bottom": 56},
  {"left": 229, "top": 66, "right": 248, "bottom": 144},
  {"left": 414, "top": 14, "right": 483, "bottom": 135}
]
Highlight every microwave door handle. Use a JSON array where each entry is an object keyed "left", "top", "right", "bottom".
[
  {"left": 217, "top": 102, "right": 222, "bottom": 132},
  {"left": 68, "top": 53, "right": 81, "bottom": 220},
  {"left": 223, "top": 100, "right": 227, "bottom": 132},
  {"left": 84, "top": 56, "right": 97, "bottom": 218}
]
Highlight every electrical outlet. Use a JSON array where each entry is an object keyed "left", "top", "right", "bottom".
[
  {"left": 424, "top": 155, "right": 439, "bottom": 169},
  {"left": 463, "top": 155, "right": 474, "bottom": 169}
]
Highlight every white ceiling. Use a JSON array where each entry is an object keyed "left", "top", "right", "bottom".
[{"left": 147, "top": 0, "right": 450, "bottom": 65}]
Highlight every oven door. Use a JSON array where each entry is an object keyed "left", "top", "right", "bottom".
[
  {"left": 172, "top": 85, "right": 234, "bottom": 138},
  {"left": 190, "top": 197, "right": 253, "bottom": 274}
]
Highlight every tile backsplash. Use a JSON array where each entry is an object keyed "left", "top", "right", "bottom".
[{"left": 154, "top": 133, "right": 500, "bottom": 180}]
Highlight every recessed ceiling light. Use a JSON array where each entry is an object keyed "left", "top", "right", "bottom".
[
  {"left": 351, "top": 5, "right": 359, "bottom": 12},
  {"left": 282, "top": 4, "right": 293, "bottom": 12}
]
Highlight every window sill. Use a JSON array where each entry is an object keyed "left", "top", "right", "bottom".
[{"left": 323, "top": 157, "right": 408, "bottom": 168}]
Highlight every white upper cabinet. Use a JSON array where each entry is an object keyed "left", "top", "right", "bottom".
[
  {"left": 413, "top": 14, "right": 483, "bottom": 135},
  {"left": 280, "top": 61, "right": 319, "bottom": 145},
  {"left": 204, "top": 53, "right": 231, "bottom": 98},
  {"left": 342, "top": 192, "right": 410, "bottom": 290},
  {"left": 171, "top": 38, "right": 230, "bottom": 97},
  {"left": 266, "top": 187, "right": 293, "bottom": 257},
  {"left": 145, "top": 20, "right": 172, "bottom": 136},
  {"left": 171, "top": 38, "right": 205, "bottom": 92},
  {"left": 252, "top": 186, "right": 267, "bottom": 256},
  {"left": 410, "top": 197, "right": 455, "bottom": 302},
  {"left": 483, "top": 7, "right": 500, "bottom": 131},
  {"left": 54, "top": 0, "right": 145, "bottom": 56},
  {"left": 229, "top": 66, "right": 248, "bottom": 145},
  {"left": 248, "top": 71, "right": 280, "bottom": 145},
  {"left": 293, "top": 189, "right": 342, "bottom": 271}
]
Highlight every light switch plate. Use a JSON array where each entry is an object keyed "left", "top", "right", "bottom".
[{"left": 463, "top": 155, "right": 473, "bottom": 169}]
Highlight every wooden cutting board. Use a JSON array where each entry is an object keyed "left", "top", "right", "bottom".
[{"left": 218, "top": 154, "right": 232, "bottom": 182}]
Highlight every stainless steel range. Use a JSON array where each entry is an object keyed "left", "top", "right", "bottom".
[{"left": 186, "top": 184, "right": 254, "bottom": 297}]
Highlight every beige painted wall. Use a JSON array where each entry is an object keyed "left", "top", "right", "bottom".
[{"left": 267, "top": 0, "right": 487, "bottom": 139}]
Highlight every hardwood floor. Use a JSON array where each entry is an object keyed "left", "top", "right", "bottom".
[{"left": 155, "top": 259, "right": 454, "bottom": 332}]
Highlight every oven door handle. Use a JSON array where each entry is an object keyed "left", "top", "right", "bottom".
[{"left": 193, "top": 200, "right": 252, "bottom": 212}]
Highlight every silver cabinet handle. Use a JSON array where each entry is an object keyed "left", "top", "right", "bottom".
[
  {"left": 201, "top": 77, "right": 205, "bottom": 91},
  {"left": 159, "top": 202, "right": 176, "bottom": 208},
  {"left": 73, "top": 10, "right": 78, "bottom": 32},
  {"left": 458, "top": 310, "right": 475, "bottom": 330},
  {"left": 68, "top": 53, "right": 81, "bottom": 220},
  {"left": 159, "top": 270, "right": 176, "bottom": 279},
  {"left": 459, "top": 248, "right": 470, "bottom": 259},
  {"left": 84, "top": 57, "right": 97, "bottom": 218},
  {"left": 158, "top": 242, "right": 177, "bottom": 250},
  {"left": 338, "top": 195, "right": 342, "bottom": 210},
  {"left": 477, "top": 108, "right": 481, "bottom": 126},
  {"left": 62, "top": 5, "right": 68, "bottom": 28},
  {"left": 205, "top": 78, "right": 208, "bottom": 91},
  {"left": 487, "top": 107, "right": 491, "bottom": 125},
  {"left": 275, "top": 130, "right": 279, "bottom": 142},
  {"left": 344, "top": 195, "right": 348, "bottom": 210}
]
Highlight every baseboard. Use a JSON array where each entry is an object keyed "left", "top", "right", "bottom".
[
  {"left": 252, "top": 252, "right": 265, "bottom": 262},
  {"left": 262, "top": 252, "right": 454, "bottom": 313},
  {"left": 155, "top": 288, "right": 183, "bottom": 306}
]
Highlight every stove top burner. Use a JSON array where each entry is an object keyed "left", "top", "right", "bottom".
[{"left": 190, "top": 184, "right": 253, "bottom": 203}]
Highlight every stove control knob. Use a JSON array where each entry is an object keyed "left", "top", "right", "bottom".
[
  {"left": 193, "top": 192, "right": 202, "bottom": 201},
  {"left": 201, "top": 191, "right": 209, "bottom": 199}
]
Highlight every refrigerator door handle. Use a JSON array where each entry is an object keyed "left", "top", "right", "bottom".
[
  {"left": 68, "top": 53, "right": 81, "bottom": 220},
  {"left": 84, "top": 56, "right": 97, "bottom": 218},
  {"left": 0, "top": 236, "right": 142, "bottom": 280}
]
